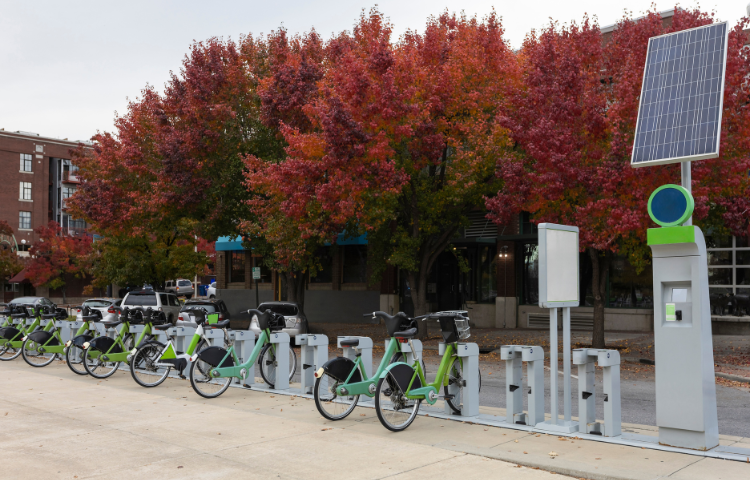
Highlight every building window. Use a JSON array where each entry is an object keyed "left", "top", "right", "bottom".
[
  {"left": 608, "top": 257, "right": 653, "bottom": 308},
  {"left": 63, "top": 186, "right": 76, "bottom": 199},
  {"left": 342, "top": 245, "right": 367, "bottom": 283},
  {"left": 230, "top": 252, "right": 245, "bottom": 283},
  {"left": 707, "top": 235, "right": 750, "bottom": 315},
  {"left": 19, "top": 211, "right": 31, "bottom": 230},
  {"left": 20, "top": 154, "right": 32, "bottom": 172},
  {"left": 457, "top": 245, "right": 498, "bottom": 304},
  {"left": 310, "top": 247, "right": 333, "bottom": 283},
  {"left": 19, "top": 182, "right": 32, "bottom": 200},
  {"left": 520, "top": 242, "right": 540, "bottom": 305}
]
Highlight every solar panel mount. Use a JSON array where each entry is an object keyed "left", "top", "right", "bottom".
[{"left": 631, "top": 22, "right": 729, "bottom": 168}]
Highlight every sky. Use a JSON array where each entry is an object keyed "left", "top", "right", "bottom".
[{"left": 0, "top": 1, "right": 747, "bottom": 141}]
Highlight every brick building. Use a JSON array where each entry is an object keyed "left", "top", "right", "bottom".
[{"left": 0, "top": 129, "right": 95, "bottom": 302}]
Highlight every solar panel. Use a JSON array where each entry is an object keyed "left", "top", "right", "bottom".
[{"left": 631, "top": 22, "right": 728, "bottom": 167}]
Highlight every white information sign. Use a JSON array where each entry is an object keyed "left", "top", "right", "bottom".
[
  {"left": 252, "top": 267, "right": 261, "bottom": 280},
  {"left": 538, "top": 223, "right": 579, "bottom": 308}
]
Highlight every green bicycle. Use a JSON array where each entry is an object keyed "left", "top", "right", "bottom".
[
  {"left": 189, "top": 308, "right": 297, "bottom": 398},
  {"left": 313, "top": 311, "right": 424, "bottom": 421},
  {"left": 82, "top": 307, "right": 165, "bottom": 378},
  {"left": 0, "top": 304, "right": 47, "bottom": 361},
  {"left": 64, "top": 306, "right": 106, "bottom": 375},
  {"left": 21, "top": 306, "right": 85, "bottom": 367},
  {"left": 373, "top": 311, "right": 481, "bottom": 432},
  {"left": 129, "top": 307, "right": 226, "bottom": 388}
]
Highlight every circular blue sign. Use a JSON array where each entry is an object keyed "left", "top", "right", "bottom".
[{"left": 647, "top": 185, "right": 694, "bottom": 227}]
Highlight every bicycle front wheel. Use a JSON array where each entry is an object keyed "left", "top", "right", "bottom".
[
  {"left": 83, "top": 334, "right": 131, "bottom": 379},
  {"left": 21, "top": 338, "right": 57, "bottom": 367},
  {"left": 314, "top": 373, "right": 359, "bottom": 421},
  {"left": 374, "top": 371, "right": 421, "bottom": 432},
  {"left": 258, "top": 343, "right": 297, "bottom": 388},
  {"left": 0, "top": 341, "right": 22, "bottom": 361},
  {"left": 130, "top": 343, "right": 170, "bottom": 388},
  {"left": 189, "top": 357, "right": 231, "bottom": 398},
  {"left": 444, "top": 359, "right": 482, "bottom": 415},
  {"left": 65, "top": 344, "right": 88, "bottom": 375}
]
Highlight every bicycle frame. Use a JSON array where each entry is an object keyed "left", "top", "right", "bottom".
[
  {"left": 1, "top": 310, "right": 44, "bottom": 348},
  {"left": 26, "top": 319, "right": 93, "bottom": 355},
  {"left": 157, "top": 323, "right": 213, "bottom": 368},
  {"left": 84, "top": 321, "right": 152, "bottom": 362},
  {"left": 208, "top": 328, "right": 272, "bottom": 379},
  {"left": 379, "top": 341, "right": 460, "bottom": 405},
  {"left": 332, "top": 336, "right": 403, "bottom": 397}
]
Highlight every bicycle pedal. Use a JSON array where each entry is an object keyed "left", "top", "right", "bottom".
[{"left": 179, "top": 374, "right": 186, "bottom": 380}]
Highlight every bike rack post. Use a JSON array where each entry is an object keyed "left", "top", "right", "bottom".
[
  {"left": 57, "top": 320, "right": 82, "bottom": 344},
  {"left": 296, "top": 334, "right": 329, "bottom": 394},
  {"left": 166, "top": 325, "right": 196, "bottom": 354},
  {"left": 456, "top": 342, "right": 480, "bottom": 417},
  {"left": 129, "top": 324, "right": 146, "bottom": 344},
  {"left": 203, "top": 327, "right": 226, "bottom": 348},
  {"left": 268, "top": 331, "right": 290, "bottom": 390},
  {"left": 232, "top": 330, "right": 256, "bottom": 387},
  {"left": 500, "top": 345, "right": 545, "bottom": 426},
  {"left": 522, "top": 345, "right": 545, "bottom": 426},
  {"left": 385, "top": 338, "right": 423, "bottom": 366},
  {"left": 500, "top": 345, "right": 525, "bottom": 425},
  {"left": 337, "top": 336, "right": 373, "bottom": 378},
  {"left": 573, "top": 348, "right": 622, "bottom": 437}
]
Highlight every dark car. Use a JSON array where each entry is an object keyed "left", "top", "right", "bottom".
[{"left": 178, "top": 298, "right": 230, "bottom": 324}]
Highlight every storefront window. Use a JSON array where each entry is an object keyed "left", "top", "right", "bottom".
[
  {"left": 310, "top": 247, "right": 333, "bottom": 283},
  {"left": 230, "top": 252, "right": 245, "bottom": 283},
  {"left": 608, "top": 257, "right": 653, "bottom": 308},
  {"left": 521, "top": 243, "right": 539, "bottom": 305},
  {"left": 343, "top": 245, "right": 367, "bottom": 283},
  {"left": 706, "top": 235, "right": 750, "bottom": 315}
]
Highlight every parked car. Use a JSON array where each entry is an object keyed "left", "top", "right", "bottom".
[
  {"left": 178, "top": 298, "right": 230, "bottom": 324},
  {"left": 121, "top": 290, "right": 182, "bottom": 325},
  {"left": 2, "top": 296, "right": 55, "bottom": 320},
  {"left": 206, "top": 281, "right": 217, "bottom": 299},
  {"left": 165, "top": 279, "right": 194, "bottom": 298},
  {"left": 249, "top": 302, "right": 308, "bottom": 342},
  {"left": 75, "top": 298, "right": 122, "bottom": 323}
]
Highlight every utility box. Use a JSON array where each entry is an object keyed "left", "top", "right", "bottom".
[{"left": 649, "top": 223, "right": 719, "bottom": 450}]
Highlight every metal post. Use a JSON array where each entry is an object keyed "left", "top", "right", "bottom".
[
  {"left": 550, "top": 307, "right": 558, "bottom": 424},
  {"left": 457, "top": 342, "right": 480, "bottom": 417},
  {"left": 233, "top": 330, "right": 256, "bottom": 387},
  {"left": 500, "top": 345, "right": 524, "bottom": 424},
  {"left": 339, "top": 336, "right": 373, "bottom": 378},
  {"left": 297, "top": 333, "right": 328, "bottom": 394},
  {"left": 269, "top": 331, "right": 290, "bottom": 390},
  {"left": 574, "top": 348, "right": 597, "bottom": 434},
  {"left": 522, "top": 345, "right": 545, "bottom": 426},
  {"left": 681, "top": 161, "right": 692, "bottom": 225},
  {"left": 563, "top": 307, "right": 572, "bottom": 423},
  {"left": 598, "top": 349, "right": 622, "bottom": 437}
]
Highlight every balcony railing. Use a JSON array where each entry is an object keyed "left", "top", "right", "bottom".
[{"left": 62, "top": 171, "right": 80, "bottom": 183}]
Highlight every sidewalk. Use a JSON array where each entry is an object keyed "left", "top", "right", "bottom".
[{"left": 1, "top": 360, "right": 748, "bottom": 480}]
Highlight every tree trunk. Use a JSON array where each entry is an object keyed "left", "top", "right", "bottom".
[
  {"left": 408, "top": 271, "right": 431, "bottom": 339},
  {"left": 61, "top": 285, "right": 67, "bottom": 305},
  {"left": 588, "top": 248, "right": 610, "bottom": 349},
  {"left": 283, "top": 270, "right": 306, "bottom": 313}
]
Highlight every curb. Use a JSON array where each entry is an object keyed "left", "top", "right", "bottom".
[{"left": 716, "top": 372, "right": 750, "bottom": 384}]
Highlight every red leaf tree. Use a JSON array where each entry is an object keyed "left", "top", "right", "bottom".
[
  {"left": 26, "top": 222, "right": 93, "bottom": 304},
  {"left": 0, "top": 220, "right": 24, "bottom": 300},
  {"left": 486, "top": 9, "right": 750, "bottom": 347}
]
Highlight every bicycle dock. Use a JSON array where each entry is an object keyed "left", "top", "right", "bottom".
[{"left": 296, "top": 333, "right": 328, "bottom": 394}]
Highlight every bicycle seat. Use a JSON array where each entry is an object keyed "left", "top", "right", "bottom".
[
  {"left": 154, "top": 324, "right": 173, "bottom": 331},
  {"left": 42, "top": 313, "right": 58, "bottom": 319},
  {"left": 102, "top": 321, "right": 122, "bottom": 328},
  {"left": 206, "top": 319, "right": 230, "bottom": 329},
  {"left": 393, "top": 327, "right": 418, "bottom": 340},
  {"left": 11, "top": 313, "right": 28, "bottom": 318},
  {"left": 81, "top": 314, "right": 101, "bottom": 321},
  {"left": 339, "top": 338, "right": 360, "bottom": 347}
]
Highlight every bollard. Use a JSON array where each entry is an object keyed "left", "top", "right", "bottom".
[
  {"left": 456, "top": 342, "right": 480, "bottom": 417},
  {"left": 203, "top": 327, "right": 226, "bottom": 348},
  {"left": 337, "top": 336, "right": 373, "bottom": 379},
  {"left": 268, "top": 331, "right": 290, "bottom": 390},
  {"left": 573, "top": 348, "right": 622, "bottom": 437},
  {"left": 232, "top": 330, "right": 256, "bottom": 387},
  {"left": 500, "top": 345, "right": 545, "bottom": 426},
  {"left": 385, "top": 338, "right": 423, "bottom": 366},
  {"left": 296, "top": 334, "right": 329, "bottom": 394}
]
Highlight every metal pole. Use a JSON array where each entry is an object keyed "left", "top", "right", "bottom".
[
  {"left": 550, "top": 307, "right": 559, "bottom": 424},
  {"left": 254, "top": 257, "right": 259, "bottom": 308},
  {"left": 681, "top": 161, "right": 692, "bottom": 226},
  {"left": 563, "top": 306, "right": 572, "bottom": 423},
  {"left": 194, "top": 235, "right": 199, "bottom": 297}
]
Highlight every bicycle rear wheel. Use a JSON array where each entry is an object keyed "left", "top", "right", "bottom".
[
  {"left": 374, "top": 371, "right": 421, "bottom": 432},
  {"left": 65, "top": 344, "right": 88, "bottom": 375},
  {"left": 189, "top": 357, "right": 231, "bottom": 398},
  {"left": 84, "top": 335, "right": 131, "bottom": 379},
  {"left": 314, "top": 373, "right": 359, "bottom": 420},
  {"left": 21, "top": 338, "right": 57, "bottom": 367},
  {"left": 130, "top": 343, "right": 170, "bottom": 388}
]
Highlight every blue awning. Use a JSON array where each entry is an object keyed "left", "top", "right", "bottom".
[
  {"left": 215, "top": 235, "right": 245, "bottom": 251},
  {"left": 326, "top": 233, "right": 368, "bottom": 246}
]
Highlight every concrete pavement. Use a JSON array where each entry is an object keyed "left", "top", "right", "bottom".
[{"left": 1, "top": 359, "right": 748, "bottom": 480}]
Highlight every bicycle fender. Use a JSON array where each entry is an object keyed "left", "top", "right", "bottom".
[
  {"left": 378, "top": 362, "right": 422, "bottom": 391},
  {"left": 317, "top": 356, "right": 361, "bottom": 383},
  {"left": 26, "top": 330, "right": 60, "bottom": 346},
  {"left": 70, "top": 334, "right": 94, "bottom": 348},
  {"left": 86, "top": 336, "right": 121, "bottom": 353},
  {"left": 196, "top": 346, "right": 234, "bottom": 368},
  {"left": 1, "top": 327, "right": 22, "bottom": 341}
]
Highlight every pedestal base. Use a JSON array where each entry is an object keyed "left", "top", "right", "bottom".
[
  {"left": 659, "top": 426, "right": 719, "bottom": 451},
  {"left": 536, "top": 419, "right": 579, "bottom": 434}
]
